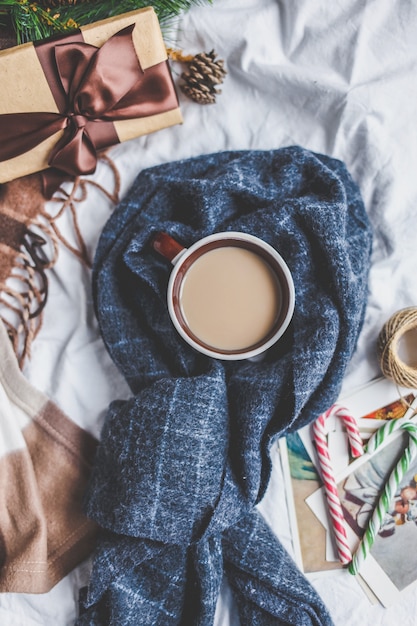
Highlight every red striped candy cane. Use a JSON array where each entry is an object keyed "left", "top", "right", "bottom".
[{"left": 313, "top": 404, "right": 364, "bottom": 564}]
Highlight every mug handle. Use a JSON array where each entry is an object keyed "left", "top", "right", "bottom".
[{"left": 152, "top": 232, "right": 186, "bottom": 265}]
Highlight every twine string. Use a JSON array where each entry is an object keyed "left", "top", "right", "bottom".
[{"left": 378, "top": 307, "right": 417, "bottom": 391}]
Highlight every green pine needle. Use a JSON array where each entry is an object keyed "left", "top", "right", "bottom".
[{"left": 0, "top": 0, "right": 212, "bottom": 45}]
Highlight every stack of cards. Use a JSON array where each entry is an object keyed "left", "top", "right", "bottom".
[{"left": 280, "top": 377, "right": 417, "bottom": 607}]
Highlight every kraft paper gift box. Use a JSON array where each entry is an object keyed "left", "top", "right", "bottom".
[{"left": 0, "top": 7, "right": 182, "bottom": 186}]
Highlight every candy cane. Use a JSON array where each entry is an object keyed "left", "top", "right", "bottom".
[
  {"left": 313, "top": 404, "right": 364, "bottom": 564},
  {"left": 349, "top": 420, "right": 417, "bottom": 575},
  {"left": 365, "top": 415, "right": 409, "bottom": 454}
]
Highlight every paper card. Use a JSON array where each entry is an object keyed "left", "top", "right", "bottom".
[
  {"left": 280, "top": 434, "right": 343, "bottom": 573},
  {"left": 306, "top": 393, "right": 417, "bottom": 606},
  {"left": 327, "top": 429, "right": 351, "bottom": 475},
  {"left": 282, "top": 376, "right": 417, "bottom": 599}
]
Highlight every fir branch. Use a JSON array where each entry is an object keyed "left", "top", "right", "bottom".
[
  {"left": 58, "top": 0, "right": 211, "bottom": 26},
  {"left": 0, "top": 0, "right": 212, "bottom": 44},
  {"left": 10, "top": 4, "right": 68, "bottom": 43}
]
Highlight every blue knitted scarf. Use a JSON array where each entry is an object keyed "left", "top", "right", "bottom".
[{"left": 78, "top": 147, "right": 372, "bottom": 625}]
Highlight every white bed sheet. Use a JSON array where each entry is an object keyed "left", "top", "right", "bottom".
[{"left": 4, "top": 0, "right": 417, "bottom": 623}]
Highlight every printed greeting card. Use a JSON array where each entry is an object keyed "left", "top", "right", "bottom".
[{"left": 281, "top": 377, "right": 417, "bottom": 605}]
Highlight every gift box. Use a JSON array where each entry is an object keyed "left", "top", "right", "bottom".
[{"left": 0, "top": 7, "right": 182, "bottom": 185}]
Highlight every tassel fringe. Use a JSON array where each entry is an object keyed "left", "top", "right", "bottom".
[{"left": 0, "top": 153, "right": 121, "bottom": 366}]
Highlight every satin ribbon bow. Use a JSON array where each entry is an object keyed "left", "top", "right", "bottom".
[{"left": 0, "top": 25, "right": 173, "bottom": 179}]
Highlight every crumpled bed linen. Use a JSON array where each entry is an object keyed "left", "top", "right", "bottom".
[{"left": 76, "top": 146, "right": 372, "bottom": 625}]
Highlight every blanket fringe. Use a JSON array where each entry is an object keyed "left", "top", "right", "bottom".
[
  {"left": 0, "top": 234, "right": 49, "bottom": 366},
  {"left": 0, "top": 153, "right": 121, "bottom": 367}
]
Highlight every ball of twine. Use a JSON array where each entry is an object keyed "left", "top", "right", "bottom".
[{"left": 377, "top": 307, "right": 417, "bottom": 388}]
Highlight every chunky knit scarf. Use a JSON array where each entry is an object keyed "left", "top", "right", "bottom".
[{"left": 79, "top": 146, "right": 373, "bottom": 625}]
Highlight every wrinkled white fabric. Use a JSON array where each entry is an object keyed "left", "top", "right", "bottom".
[{"left": 4, "top": 0, "right": 416, "bottom": 623}]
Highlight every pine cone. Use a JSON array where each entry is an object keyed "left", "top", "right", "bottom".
[{"left": 180, "top": 50, "right": 227, "bottom": 105}]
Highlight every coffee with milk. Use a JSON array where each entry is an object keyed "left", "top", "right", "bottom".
[{"left": 179, "top": 246, "right": 282, "bottom": 351}]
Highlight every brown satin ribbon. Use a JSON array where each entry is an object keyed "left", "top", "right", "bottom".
[{"left": 0, "top": 24, "right": 178, "bottom": 193}]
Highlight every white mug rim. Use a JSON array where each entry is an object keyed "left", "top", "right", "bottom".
[{"left": 167, "top": 231, "right": 295, "bottom": 360}]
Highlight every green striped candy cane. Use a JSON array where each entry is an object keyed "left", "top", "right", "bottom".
[{"left": 349, "top": 420, "right": 417, "bottom": 575}]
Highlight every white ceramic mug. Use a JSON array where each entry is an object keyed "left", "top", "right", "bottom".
[{"left": 152, "top": 231, "right": 295, "bottom": 360}]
